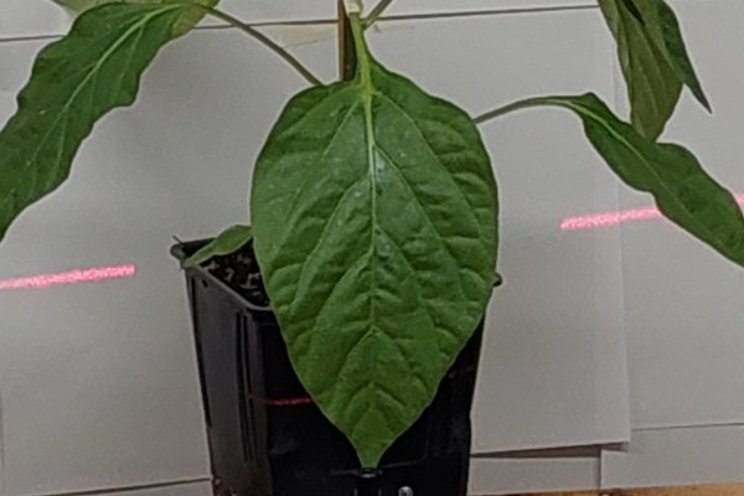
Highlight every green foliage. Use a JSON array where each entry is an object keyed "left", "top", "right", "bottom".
[
  {"left": 599, "top": 0, "right": 709, "bottom": 139},
  {"left": 251, "top": 15, "right": 497, "bottom": 467},
  {"left": 0, "top": 1, "right": 215, "bottom": 242},
  {"left": 53, "top": 0, "right": 218, "bottom": 35},
  {"left": 53, "top": 0, "right": 112, "bottom": 11},
  {"left": 185, "top": 225, "right": 253, "bottom": 267},
  {"left": 503, "top": 94, "right": 744, "bottom": 268},
  {"left": 0, "top": 0, "right": 741, "bottom": 469}
]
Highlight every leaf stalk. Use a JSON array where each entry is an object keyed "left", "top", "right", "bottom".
[
  {"left": 474, "top": 97, "right": 552, "bottom": 125},
  {"left": 204, "top": 7, "right": 322, "bottom": 86},
  {"left": 364, "top": 0, "right": 394, "bottom": 29}
]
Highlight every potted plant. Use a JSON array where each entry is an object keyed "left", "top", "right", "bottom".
[{"left": 2, "top": 0, "right": 743, "bottom": 495}]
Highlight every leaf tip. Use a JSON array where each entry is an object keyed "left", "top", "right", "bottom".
[{"left": 697, "top": 91, "right": 713, "bottom": 114}]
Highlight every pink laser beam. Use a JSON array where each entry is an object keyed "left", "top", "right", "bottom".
[
  {"left": 0, "top": 264, "right": 136, "bottom": 291},
  {"left": 561, "top": 193, "right": 744, "bottom": 231}
]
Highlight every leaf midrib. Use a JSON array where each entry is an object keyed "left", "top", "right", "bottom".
[{"left": 352, "top": 15, "right": 382, "bottom": 374}]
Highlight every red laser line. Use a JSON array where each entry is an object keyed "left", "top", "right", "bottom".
[
  {"left": 262, "top": 397, "right": 314, "bottom": 407},
  {"left": 9, "top": 192, "right": 742, "bottom": 290},
  {"left": 0, "top": 264, "right": 136, "bottom": 291},
  {"left": 561, "top": 193, "right": 744, "bottom": 231}
]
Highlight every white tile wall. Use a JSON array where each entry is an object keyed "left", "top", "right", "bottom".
[
  {"left": 216, "top": 0, "right": 598, "bottom": 24},
  {"left": 596, "top": 1, "right": 744, "bottom": 491},
  {"left": 2, "top": 1, "right": 598, "bottom": 40},
  {"left": 0, "top": 31, "right": 287, "bottom": 496},
  {"left": 1, "top": 0, "right": 68, "bottom": 39},
  {"left": 619, "top": 0, "right": 744, "bottom": 430}
]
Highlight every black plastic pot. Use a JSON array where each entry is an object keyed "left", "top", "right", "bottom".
[{"left": 172, "top": 240, "right": 484, "bottom": 496}]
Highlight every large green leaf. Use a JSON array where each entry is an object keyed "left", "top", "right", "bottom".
[
  {"left": 599, "top": 0, "right": 708, "bottom": 140},
  {"left": 514, "top": 93, "right": 744, "bottom": 268},
  {"left": 251, "top": 16, "right": 498, "bottom": 468},
  {"left": 0, "top": 1, "right": 216, "bottom": 241}
]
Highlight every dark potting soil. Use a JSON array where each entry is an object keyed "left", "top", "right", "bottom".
[{"left": 200, "top": 241, "right": 271, "bottom": 308}]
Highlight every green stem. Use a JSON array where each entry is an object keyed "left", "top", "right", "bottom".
[
  {"left": 474, "top": 97, "right": 554, "bottom": 125},
  {"left": 349, "top": 14, "right": 372, "bottom": 84},
  {"left": 204, "top": 7, "right": 322, "bottom": 86},
  {"left": 364, "top": 0, "right": 395, "bottom": 29},
  {"left": 338, "top": 0, "right": 357, "bottom": 81}
]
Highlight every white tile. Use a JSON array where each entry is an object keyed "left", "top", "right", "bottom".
[
  {"left": 1, "top": 0, "right": 69, "bottom": 39},
  {"left": 602, "top": 426, "right": 744, "bottom": 489},
  {"left": 470, "top": 454, "right": 600, "bottom": 495},
  {"left": 439, "top": 11, "right": 629, "bottom": 453},
  {"left": 1, "top": 1, "right": 599, "bottom": 39},
  {"left": 219, "top": 0, "right": 598, "bottom": 24},
  {"left": 0, "top": 22, "right": 328, "bottom": 496},
  {"left": 390, "top": 0, "right": 596, "bottom": 15},
  {"left": 618, "top": 0, "right": 744, "bottom": 430}
]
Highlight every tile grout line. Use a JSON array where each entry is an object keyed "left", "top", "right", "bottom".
[
  {"left": 633, "top": 421, "right": 744, "bottom": 433},
  {"left": 0, "top": 4, "right": 598, "bottom": 44}
]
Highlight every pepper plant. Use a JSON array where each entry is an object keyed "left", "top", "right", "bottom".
[{"left": 2, "top": 0, "right": 743, "bottom": 469}]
